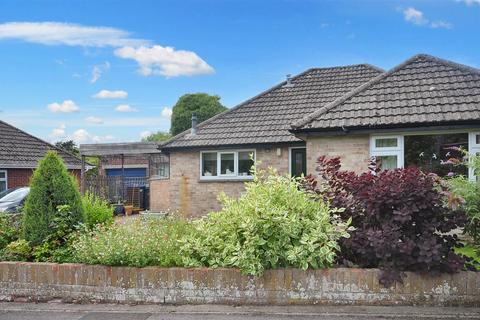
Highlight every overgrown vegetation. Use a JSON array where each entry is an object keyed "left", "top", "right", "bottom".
[
  {"left": 82, "top": 192, "right": 113, "bottom": 229},
  {"left": 22, "top": 151, "right": 84, "bottom": 246},
  {"left": 71, "top": 217, "right": 191, "bottom": 267},
  {"left": 0, "top": 214, "right": 18, "bottom": 252},
  {"left": 181, "top": 168, "right": 351, "bottom": 276},
  {"left": 445, "top": 151, "right": 480, "bottom": 244},
  {"left": 303, "top": 156, "right": 467, "bottom": 286}
]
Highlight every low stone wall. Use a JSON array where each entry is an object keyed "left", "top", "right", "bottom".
[{"left": 0, "top": 262, "right": 478, "bottom": 306}]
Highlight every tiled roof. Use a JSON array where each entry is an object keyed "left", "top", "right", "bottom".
[
  {"left": 0, "top": 120, "right": 83, "bottom": 169},
  {"left": 292, "top": 54, "right": 480, "bottom": 131},
  {"left": 161, "top": 64, "right": 383, "bottom": 149}
]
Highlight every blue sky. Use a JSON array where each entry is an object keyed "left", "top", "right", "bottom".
[{"left": 0, "top": 0, "right": 479, "bottom": 144}]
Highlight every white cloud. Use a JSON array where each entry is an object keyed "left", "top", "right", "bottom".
[
  {"left": 72, "top": 129, "right": 90, "bottom": 143},
  {"left": 92, "top": 89, "right": 128, "bottom": 99},
  {"left": 114, "top": 45, "right": 215, "bottom": 77},
  {"left": 0, "top": 22, "right": 147, "bottom": 47},
  {"left": 90, "top": 61, "right": 110, "bottom": 84},
  {"left": 403, "top": 7, "right": 428, "bottom": 25},
  {"left": 0, "top": 22, "right": 213, "bottom": 78},
  {"left": 456, "top": 0, "right": 480, "bottom": 5},
  {"left": 430, "top": 21, "right": 453, "bottom": 29},
  {"left": 402, "top": 7, "right": 452, "bottom": 29},
  {"left": 49, "top": 123, "right": 67, "bottom": 140},
  {"left": 161, "top": 107, "right": 172, "bottom": 119},
  {"left": 92, "top": 134, "right": 115, "bottom": 143},
  {"left": 85, "top": 116, "right": 103, "bottom": 124},
  {"left": 140, "top": 130, "right": 152, "bottom": 139},
  {"left": 115, "top": 104, "right": 137, "bottom": 112},
  {"left": 47, "top": 100, "right": 79, "bottom": 113}
]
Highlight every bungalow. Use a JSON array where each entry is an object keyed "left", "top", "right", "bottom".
[
  {"left": 153, "top": 54, "right": 480, "bottom": 217},
  {"left": 0, "top": 120, "right": 83, "bottom": 192}
]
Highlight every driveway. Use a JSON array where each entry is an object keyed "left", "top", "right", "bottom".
[{"left": 0, "top": 303, "right": 479, "bottom": 320}]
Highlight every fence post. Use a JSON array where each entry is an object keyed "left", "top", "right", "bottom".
[{"left": 80, "top": 155, "right": 86, "bottom": 195}]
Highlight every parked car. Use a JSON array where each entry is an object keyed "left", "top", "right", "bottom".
[{"left": 0, "top": 187, "right": 30, "bottom": 213}]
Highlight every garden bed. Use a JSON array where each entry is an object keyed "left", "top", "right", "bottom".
[{"left": 0, "top": 262, "right": 478, "bottom": 306}]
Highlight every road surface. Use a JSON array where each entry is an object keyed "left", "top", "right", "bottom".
[{"left": 0, "top": 302, "right": 478, "bottom": 320}]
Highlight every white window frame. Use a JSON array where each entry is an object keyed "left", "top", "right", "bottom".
[
  {"left": 370, "top": 130, "right": 480, "bottom": 180},
  {"left": 469, "top": 132, "right": 480, "bottom": 181},
  {"left": 0, "top": 170, "right": 7, "bottom": 192},
  {"left": 289, "top": 147, "right": 307, "bottom": 176},
  {"left": 370, "top": 135, "right": 404, "bottom": 169},
  {"left": 200, "top": 149, "right": 256, "bottom": 181}
]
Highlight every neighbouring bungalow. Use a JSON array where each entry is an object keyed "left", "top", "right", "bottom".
[
  {"left": 151, "top": 54, "right": 480, "bottom": 217},
  {"left": 0, "top": 120, "right": 83, "bottom": 192}
]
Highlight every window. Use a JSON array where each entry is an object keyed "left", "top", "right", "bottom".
[
  {"left": 404, "top": 133, "right": 468, "bottom": 177},
  {"left": 220, "top": 152, "right": 235, "bottom": 176},
  {"left": 371, "top": 131, "right": 479, "bottom": 180},
  {"left": 370, "top": 136, "right": 404, "bottom": 171},
  {"left": 0, "top": 170, "right": 7, "bottom": 193},
  {"left": 200, "top": 150, "right": 255, "bottom": 179},
  {"left": 469, "top": 132, "right": 480, "bottom": 181},
  {"left": 149, "top": 154, "right": 170, "bottom": 179},
  {"left": 201, "top": 152, "right": 217, "bottom": 177},
  {"left": 238, "top": 151, "right": 255, "bottom": 176}
]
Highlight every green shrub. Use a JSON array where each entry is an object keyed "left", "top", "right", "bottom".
[
  {"left": 180, "top": 167, "right": 350, "bottom": 276},
  {"left": 82, "top": 192, "right": 113, "bottom": 229},
  {"left": 2, "top": 239, "right": 32, "bottom": 261},
  {"left": 446, "top": 152, "right": 480, "bottom": 244},
  {"left": 22, "top": 151, "right": 84, "bottom": 245},
  {"left": 32, "top": 205, "right": 80, "bottom": 262},
  {"left": 455, "top": 244, "right": 480, "bottom": 271},
  {"left": 71, "top": 217, "right": 191, "bottom": 267},
  {"left": 0, "top": 214, "right": 18, "bottom": 250}
]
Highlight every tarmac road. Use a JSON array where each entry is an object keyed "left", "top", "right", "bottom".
[{"left": 0, "top": 303, "right": 479, "bottom": 320}]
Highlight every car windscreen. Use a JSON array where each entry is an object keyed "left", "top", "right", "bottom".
[{"left": 0, "top": 188, "right": 29, "bottom": 203}]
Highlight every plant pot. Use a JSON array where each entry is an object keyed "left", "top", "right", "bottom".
[{"left": 124, "top": 205, "right": 134, "bottom": 216}]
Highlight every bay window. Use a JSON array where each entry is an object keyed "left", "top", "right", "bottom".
[
  {"left": 371, "top": 131, "right": 479, "bottom": 180},
  {"left": 201, "top": 150, "right": 255, "bottom": 180}
]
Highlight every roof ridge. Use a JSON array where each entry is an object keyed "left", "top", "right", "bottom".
[
  {"left": 290, "top": 53, "right": 472, "bottom": 130},
  {"left": 0, "top": 119, "right": 82, "bottom": 163},
  {"left": 415, "top": 53, "right": 480, "bottom": 76},
  {"left": 307, "top": 63, "right": 384, "bottom": 72},
  {"left": 161, "top": 64, "right": 382, "bottom": 149}
]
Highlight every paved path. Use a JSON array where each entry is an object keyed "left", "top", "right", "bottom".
[{"left": 0, "top": 303, "right": 479, "bottom": 320}]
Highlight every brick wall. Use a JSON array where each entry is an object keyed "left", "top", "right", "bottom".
[
  {"left": 1, "top": 169, "right": 81, "bottom": 189},
  {"left": 0, "top": 262, "right": 478, "bottom": 306},
  {"left": 306, "top": 135, "right": 370, "bottom": 174},
  {"left": 99, "top": 155, "right": 149, "bottom": 176},
  {"left": 150, "top": 145, "right": 293, "bottom": 217}
]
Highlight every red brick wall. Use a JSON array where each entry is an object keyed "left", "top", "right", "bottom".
[
  {"left": 6, "top": 169, "right": 34, "bottom": 188},
  {"left": 2, "top": 169, "right": 81, "bottom": 189}
]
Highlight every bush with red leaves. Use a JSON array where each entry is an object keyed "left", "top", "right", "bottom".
[{"left": 304, "top": 156, "right": 467, "bottom": 286}]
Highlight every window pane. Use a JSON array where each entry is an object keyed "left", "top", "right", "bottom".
[
  {"left": 404, "top": 133, "right": 468, "bottom": 177},
  {"left": 202, "top": 152, "right": 217, "bottom": 176},
  {"left": 0, "top": 181, "right": 5, "bottom": 192},
  {"left": 375, "top": 138, "right": 398, "bottom": 148},
  {"left": 0, "top": 172, "right": 5, "bottom": 179},
  {"left": 238, "top": 151, "right": 254, "bottom": 176},
  {"left": 476, "top": 134, "right": 480, "bottom": 145},
  {"left": 220, "top": 153, "right": 235, "bottom": 175},
  {"left": 377, "top": 155, "right": 398, "bottom": 170}
]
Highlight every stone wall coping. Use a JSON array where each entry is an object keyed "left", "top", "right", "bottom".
[{"left": 0, "top": 262, "right": 478, "bottom": 306}]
